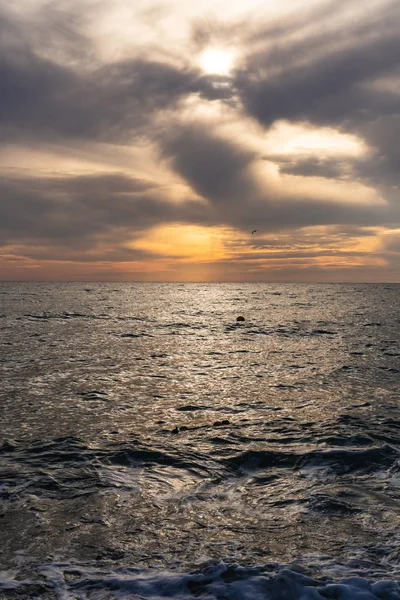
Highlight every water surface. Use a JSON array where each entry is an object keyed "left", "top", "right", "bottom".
[{"left": 1, "top": 283, "right": 400, "bottom": 599}]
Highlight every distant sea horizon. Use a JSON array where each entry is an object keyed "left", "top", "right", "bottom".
[{"left": 2, "top": 279, "right": 400, "bottom": 283}]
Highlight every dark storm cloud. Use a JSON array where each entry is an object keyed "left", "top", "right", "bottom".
[
  {"left": 0, "top": 4, "right": 230, "bottom": 145},
  {"left": 0, "top": 173, "right": 208, "bottom": 254},
  {"left": 160, "top": 123, "right": 395, "bottom": 232},
  {"left": 235, "top": 0, "right": 400, "bottom": 129},
  {"left": 353, "top": 114, "right": 400, "bottom": 189},
  {"left": 161, "top": 124, "right": 256, "bottom": 204},
  {"left": 0, "top": 53, "right": 228, "bottom": 143}
]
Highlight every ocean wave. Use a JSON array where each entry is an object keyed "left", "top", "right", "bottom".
[{"left": 1, "top": 560, "right": 400, "bottom": 599}]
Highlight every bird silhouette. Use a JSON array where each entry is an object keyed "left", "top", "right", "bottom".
[{"left": 251, "top": 229, "right": 257, "bottom": 235}]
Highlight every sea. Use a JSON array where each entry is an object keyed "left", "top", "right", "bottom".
[{"left": 1, "top": 282, "right": 400, "bottom": 599}]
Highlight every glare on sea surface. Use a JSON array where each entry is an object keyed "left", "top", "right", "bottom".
[{"left": 198, "top": 48, "right": 235, "bottom": 75}]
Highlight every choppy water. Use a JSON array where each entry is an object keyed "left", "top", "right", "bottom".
[{"left": 1, "top": 282, "right": 400, "bottom": 599}]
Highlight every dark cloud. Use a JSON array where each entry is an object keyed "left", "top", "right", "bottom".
[
  {"left": 0, "top": 52, "right": 225, "bottom": 143},
  {"left": 270, "top": 156, "right": 352, "bottom": 179},
  {"left": 353, "top": 115, "right": 400, "bottom": 190},
  {"left": 0, "top": 173, "right": 207, "bottom": 256},
  {"left": 0, "top": 0, "right": 94, "bottom": 63},
  {"left": 382, "top": 233, "right": 400, "bottom": 254},
  {"left": 161, "top": 124, "right": 257, "bottom": 205},
  {"left": 160, "top": 122, "right": 395, "bottom": 232},
  {"left": 235, "top": 0, "right": 400, "bottom": 129},
  {"left": 0, "top": 4, "right": 232, "bottom": 145}
]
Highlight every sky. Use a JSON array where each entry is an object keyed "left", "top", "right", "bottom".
[{"left": 0, "top": 0, "right": 400, "bottom": 282}]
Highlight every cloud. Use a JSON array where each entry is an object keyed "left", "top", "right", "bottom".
[
  {"left": 0, "top": 172, "right": 207, "bottom": 255},
  {"left": 273, "top": 157, "right": 352, "bottom": 179},
  {"left": 160, "top": 122, "right": 256, "bottom": 205},
  {"left": 1, "top": 0, "right": 400, "bottom": 280},
  {"left": 0, "top": 3, "right": 233, "bottom": 145},
  {"left": 235, "top": 0, "right": 400, "bottom": 129},
  {"left": 0, "top": 159, "right": 389, "bottom": 269},
  {"left": 159, "top": 116, "right": 392, "bottom": 233}
]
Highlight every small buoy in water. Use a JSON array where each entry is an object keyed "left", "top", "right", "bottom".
[{"left": 236, "top": 316, "right": 245, "bottom": 322}]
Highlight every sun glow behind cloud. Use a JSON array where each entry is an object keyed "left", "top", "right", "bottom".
[
  {"left": 131, "top": 225, "right": 225, "bottom": 261},
  {"left": 198, "top": 48, "right": 236, "bottom": 75}
]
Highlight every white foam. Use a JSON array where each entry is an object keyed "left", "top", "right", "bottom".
[{"left": 2, "top": 560, "right": 400, "bottom": 600}]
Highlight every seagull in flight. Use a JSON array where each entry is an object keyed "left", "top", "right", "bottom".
[{"left": 251, "top": 229, "right": 257, "bottom": 235}]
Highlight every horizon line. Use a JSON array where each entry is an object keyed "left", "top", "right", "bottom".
[{"left": 1, "top": 280, "right": 400, "bottom": 285}]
